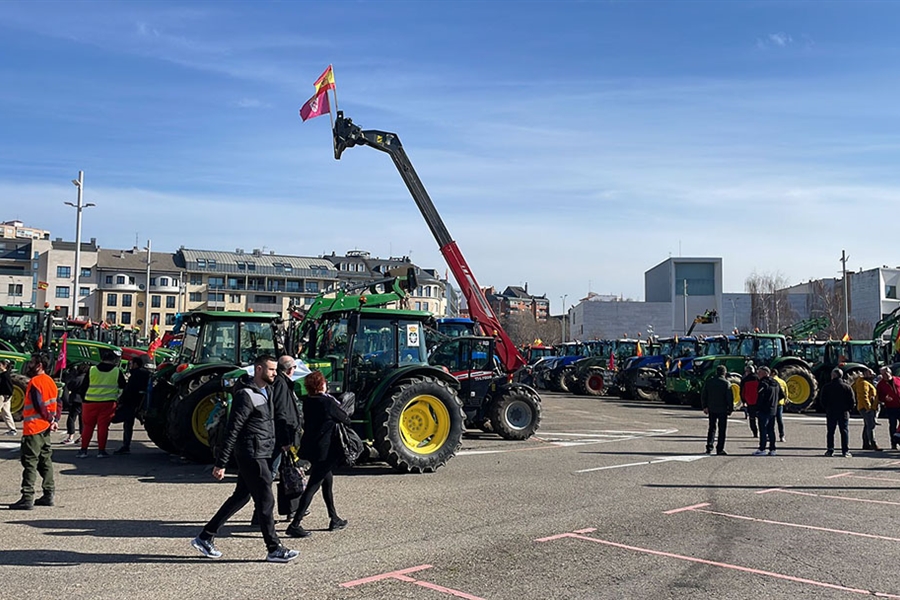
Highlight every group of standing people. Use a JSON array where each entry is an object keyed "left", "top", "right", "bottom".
[
  {"left": 192, "top": 354, "right": 351, "bottom": 563},
  {"left": 702, "top": 361, "right": 900, "bottom": 458}
]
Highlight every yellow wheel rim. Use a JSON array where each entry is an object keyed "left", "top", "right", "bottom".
[
  {"left": 786, "top": 375, "right": 811, "bottom": 406},
  {"left": 192, "top": 394, "right": 217, "bottom": 447},
  {"left": 399, "top": 394, "right": 450, "bottom": 455},
  {"left": 10, "top": 384, "right": 25, "bottom": 416},
  {"left": 730, "top": 383, "right": 741, "bottom": 411}
]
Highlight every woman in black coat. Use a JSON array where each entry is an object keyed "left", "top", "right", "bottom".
[{"left": 286, "top": 370, "right": 351, "bottom": 538}]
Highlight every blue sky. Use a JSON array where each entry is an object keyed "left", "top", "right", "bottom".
[{"left": 2, "top": 1, "right": 899, "bottom": 313}]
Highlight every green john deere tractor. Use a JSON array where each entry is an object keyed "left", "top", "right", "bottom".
[
  {"left": 0, "top": 306, "right": 121, "bottom": 418},
  {"left": 147, "top": 272, "right": 466, "bottom": 473}
]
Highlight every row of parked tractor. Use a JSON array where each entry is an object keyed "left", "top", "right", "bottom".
[{"left": 523, "top": 311, "right": 900, "bottom": 414}]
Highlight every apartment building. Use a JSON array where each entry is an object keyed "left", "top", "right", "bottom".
[
  {"left": 33, "top": 237, "right": 99, "bottom": 319},
  {"left": 0, "top": 239, "right": 36, "bottom": 307}
]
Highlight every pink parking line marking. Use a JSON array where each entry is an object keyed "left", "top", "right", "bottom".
[
  {"left": 340, "top": 564, "right": 486, "bottom": 599},
  {"left": 340, "top": 564, "right": 433, "bottom": 587},
  {"left": 574, "top": 528, "right": 598, "bottom": 534},
  {"left": 771, "top": 488, "right": 900, "bottom": 507},
  {"left": 663, "top": 502, "right": 710, "bottom": 515},
  {"left": 548, "top": 533, "right": 900, "bottom": 598},
  {"left": 885, "top": 460, "right": 900, "bottom": 466},
  {"left": 756, "top": 487, "right": 783, "bottom": 494},
  {"left": 413, "top": 580, "right": 487, "bottom": 600},
  {"left": 825, "top": 472, "right": 853, "bottom": 479},
  {"left": 681, "top": 506, "right": 900, "bottom": 543}
]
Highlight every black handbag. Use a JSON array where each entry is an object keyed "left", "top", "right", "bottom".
[
  {"left": 334, "top": 423, "right": 364, "bottom": 466},
  {"left": 278, "top": 450, "right": 306, "bottom": 499}
]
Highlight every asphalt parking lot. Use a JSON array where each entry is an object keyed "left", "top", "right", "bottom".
[{"left": 3, "top": 393, "right": 900, "bottom": 600}]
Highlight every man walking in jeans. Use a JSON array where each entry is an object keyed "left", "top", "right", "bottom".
[
  {"left": 701, "top": 365, "right": 733, "bottom": 455},
  {"left": 191, "top": 355, "right": 299, "bottom": 563},
  {"left": 752, "top": 366, "right": 782, "bottom": 456}
]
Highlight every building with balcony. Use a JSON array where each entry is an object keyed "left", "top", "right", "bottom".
[
  {"left": 0, "top": 239, "right": 36, "bottom": 307},
  {"left": 322, "top": 250, "right": 456, "bottom": 316},
  {"left": 33, "top": 237, "right": 99, "bottom": 319},
  {"left": 485, "top": 285, "right": 550, "bottom": 322},
  {"left": 179, "top": 248, "right": 340, "bottom": 316},
  {"left": 95, "top": 248, "right": 183, "bottom": 332},
  {"left": 1, "top": 220, "right": 50, "bottom": 241}
]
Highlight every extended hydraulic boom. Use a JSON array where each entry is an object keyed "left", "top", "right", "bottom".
[{"left": 332, "top": 111, "right": 526, "bottom": 373}]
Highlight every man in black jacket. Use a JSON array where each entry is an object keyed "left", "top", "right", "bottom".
[
  {"left": 113, "top": 355, "right": 152, "bottom": 455},
  {"left": 270, "top": 355, "right": 303, "bottom": 520},
  {"left": 821, "top": 367, "right": 854, "bottom": 457},
  {"left": 752, "top": 366, "right": 782, "bottom": 456},
  {"left": 191, "top": 355, "right": 299, "bottom": 563},
  {"left": 701, "top": 365, "right": 733, "bottom": 455}
]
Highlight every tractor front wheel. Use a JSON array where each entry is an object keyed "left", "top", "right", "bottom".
[
  {"left": 144, "top": 387, "right": 179, "bottom": 455},
  {"left": 167, "top": 379, "right": 223, "bottom": 464},
  {"left": 374, "top": 376, "right": 465, "bottom": 473},
  {"left": 490, "top": 388, "right": 542, "bottom": 440},
  {"left": 9, "top": 373, "right": 28, "bottom": 421},
  {"left": 780, "top": 365, "right": 818, "bottom": 413}
]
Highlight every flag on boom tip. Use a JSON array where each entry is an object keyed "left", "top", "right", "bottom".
[
  {"left": 313, "top": 65, "right": 336, "bottom": 94},
  {"left": 299, "top": 65, "right": 336, "bottom": 122},
  {"left": 299, "top": 89, "right": 330, "bottom": 121}
]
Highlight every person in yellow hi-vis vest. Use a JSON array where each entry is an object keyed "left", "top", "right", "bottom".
[{"left": 77, "top": 348, "right": 125, "bottom": 458}]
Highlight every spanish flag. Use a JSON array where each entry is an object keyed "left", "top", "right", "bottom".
[
  {"left": 636, "top": 341, "right": 643, "bottom": 357},
  {"left": 842, "top": 333, "right": 850, "bottom": 342},
  {"left": 313, "top": 65, "right": 336, "bottom": 95}
]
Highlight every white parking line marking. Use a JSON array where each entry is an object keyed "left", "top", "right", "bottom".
[{"left": 576, "top": 455, "right": 708, "bottom": 473}]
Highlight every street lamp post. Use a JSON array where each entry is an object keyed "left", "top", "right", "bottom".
[
  {"left": 65, "top": 171, "right": 95, "bottom": 319},
  {"left": 560, "top": 294, "right": 568, "bottom": 343},
  {"left": 145, "top": 239, "right": 152, "bottom": 339}
]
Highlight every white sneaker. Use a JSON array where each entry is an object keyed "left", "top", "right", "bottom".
[
  {"left": 266, "top": 546, "right": 299, "bottom": 563},
  {"left": 752, "top": 449, "right": 768, "bottom": 456}
]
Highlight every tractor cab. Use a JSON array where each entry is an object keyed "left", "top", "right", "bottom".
[{"left": 430, "top": 335, "right": 495, "bottom": 410}]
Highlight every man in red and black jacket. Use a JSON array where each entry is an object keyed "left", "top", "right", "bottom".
[
  {"left": 876, "top": 366, "right": 900, "bottom": 450},
  {"left": 740, "top": 363, "right": 759, "bottom": 438}
]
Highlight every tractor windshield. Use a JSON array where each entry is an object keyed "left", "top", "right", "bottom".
[
  {"left": 847, "top": 343, "right": 876, "bottom": 366},
  {"left": 0, "top": 310, "right": 41, "bottom": 351},
  {"left": 703, "top": 338, "right": 732, "bottom": 356},
  {"left": 672, "top": 340, "right": 698, "bottom": 358}
]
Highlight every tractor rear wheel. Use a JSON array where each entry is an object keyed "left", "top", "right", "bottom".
[
  {"left": 780, "top": 365, "right": 818, "bottom": 413},
  {"left": 581, "top": 368, "right": 607, "bottom": 396},
  {"left": 490, "top": 388, "right": 542, "bottom": 440},
  {"left": 167, "top": 379, "right": 222, "bottom": 464},
  {"left": 634, "top": 387, "right": 658, "bottom": 401},
  {"left": 374, "top": 376, "right": 465, "bottom": 473},
  {"left": 9, "top": 373, "right": 28, "bottom": 421}
]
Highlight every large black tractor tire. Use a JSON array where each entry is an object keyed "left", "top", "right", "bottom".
[
  {"left": 373, "top": 376, "right": 465, "bottom": 474},
  {"left": 634, "top": 387, "right": 658, "bottom": 401},
  {"left": 9, "top": 373, "right": 29, "bottom": 421},
  {"left": 551, "top": 369, "right": 571, "bottom": 393},
  {"left": 562, "top": 369, "right": 578, "bottom": 394},
  {"left": 780, "top": 365, "right": 818, "bottom": 413},
  {"left": 167, "top": 379, "right": 223, "bottom": 464},
  {"left": 490, "top": 388, "right": 542, "bottom": 440},
  {"left": 144, "top": 393, "right": 179, "bottom": 455},
  {"left": 580, "top": 368, "right": 607, "bottom": 397},
  {"left": 569, "top": 374, "right": 586, "bottom": 395}
]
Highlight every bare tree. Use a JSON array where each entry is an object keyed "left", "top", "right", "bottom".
[
  {"left": 745, "top": 271, "right": 796, "bottom": 332},
  {"left": 500, "top": 312, "right": 562, "bottom": 346}
]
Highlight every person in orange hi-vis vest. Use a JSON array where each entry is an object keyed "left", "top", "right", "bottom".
[{"left": 9, "top": 353, "right": 60, "bottom": 510}]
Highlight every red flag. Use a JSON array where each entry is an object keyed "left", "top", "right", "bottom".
[
  {"left": 148, "top": 338, "right": 161, "bottom": 360},
  {"left": 608, "top": 350, "right": 615, "bottom": 370},
  {"left": 313, "top": 65, "right": 336, "bottom": 95},
  {"left": 299, "top": 89, "right": 330, "bottom": 122},
  {"left": 55, "top": 333, "right": 67, "bottom": 374}
]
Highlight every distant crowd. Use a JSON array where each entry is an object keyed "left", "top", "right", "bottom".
[{"left": 700, "top": 363, "right": 900, "bottom": 458}]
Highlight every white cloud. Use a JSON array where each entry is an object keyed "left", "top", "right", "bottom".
[{"left": 757, "top": 32, "right": 794, "bottom": 49}]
